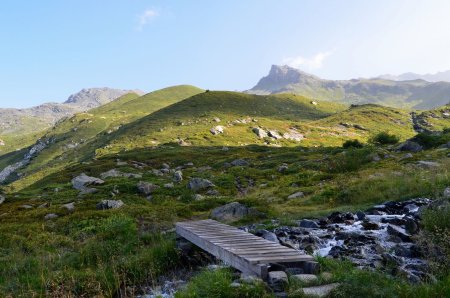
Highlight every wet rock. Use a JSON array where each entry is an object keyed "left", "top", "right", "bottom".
[
  {"left": 405, "top": 217, "right": 419, "bottom": 234},
  {"left": 299, "top": 219, "right": 320, "bottom": 229},
  {"left": 328, "top": 212, "right": 354, "bottom": 223},
  {"left": 44, "top": 213, "right": 58, "bottom": 220},
  {"left": 396, "top": 141, "right": 423, "bottom": 152},
  {"left": 173, "top": 170, "right": 183, "bottom": 183},
  {"left": 329, "top": 245, "right": 346, "bottom": 258},
  {"left": 230, "top": 159, "right": 249, "bottom": 167},
  {"left": 381, "top": 217, "right": 406, "bottom": 226},
  {"left": 71, "top": 173, "right": 104, "bottom": 195},
  {"left": 187, "top": 178, "right": 215, "bottom": 192},
  {"left": 137, "top": 181, "right": 160, "bottom": 196},
  {"left": 361, "top": 220, "right": 380, "bottom": 230},
  {"left": 287, "top": 191, "right": 304, "bottom": 200},
  {"left": 301, "top": 283, "right": 340, "bottom": 297},
  {"left": 268, "top": 271, "right": 288, "bottom": 292},
  {"left": 387, "top": 225, "right": 411, "bottom": 242},
  {"left": 356, "top": 211, "right": 366, "bottom": 220},
  {"left": 255, "top": 229, "right": 279, "bottom": 243},
  {"left": 96, "top": 200, "right": 124, "bottom": 210}
]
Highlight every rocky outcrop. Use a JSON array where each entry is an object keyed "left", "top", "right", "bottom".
[
  {"left": 96, "top": 200, "right": 124, "bottom": 210},
  {"left": 0, "top": 138, "right": 53, "bottom": 184},
  {"left": 71, "top": 173, "right": 104, "bottom": 195},
  {"left": 100, "top": 169, "right": 142, "bottom": 179},
  {"left": 187, "top": 178, "right": 215, "bottom": 192},
  {"left": 210, "top": 202, "right": 263, "bottom": 222}
]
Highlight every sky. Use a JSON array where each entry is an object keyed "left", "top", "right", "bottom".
[{"left": 1, "top": 0, "right": 450, "bottom": 108}]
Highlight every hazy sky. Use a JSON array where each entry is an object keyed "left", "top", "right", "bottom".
[{"left": 1, "top": 0, "right": 450, "bottom": 108}]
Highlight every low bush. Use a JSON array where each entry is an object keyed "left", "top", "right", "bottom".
[
  {"left": 342, "top": 139, "right": 364, "bottom": 149},
  {"left": 370, "top": 132, "right": 400, "bottom": 145}
]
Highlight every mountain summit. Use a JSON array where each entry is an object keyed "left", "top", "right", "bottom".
[
  {"left": 64, "top": 88, "right": 144, "bottom": 110},
  {"left": 378, "top": 70, "right": 450, "bottom": 82},
  {"left": 247, "top": 65, "right": 450, "bottom": 109}
]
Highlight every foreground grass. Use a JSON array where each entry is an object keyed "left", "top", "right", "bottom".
[{"left": 0, "top": 141, "right": 449, "bottom": 296}]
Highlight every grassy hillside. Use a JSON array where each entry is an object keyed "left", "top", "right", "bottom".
[{"left": 1, "top": 85, "right": 204, "bottom": 191}]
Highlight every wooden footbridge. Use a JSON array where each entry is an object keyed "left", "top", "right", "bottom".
[{"left": 176, "top": 219, "right": 315, "bottom": 280}]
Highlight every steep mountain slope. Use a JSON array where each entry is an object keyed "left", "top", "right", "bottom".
[
  {"left": 248, "top": 65, "right": 450, "bottom": 109},
  {"left": 0, "top": 88, "right": 141, "bottom": 155},
  {"left": 0, "top": 85, "right": 204, "bottom": 188}
]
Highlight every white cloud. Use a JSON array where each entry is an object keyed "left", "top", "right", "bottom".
[
  {"left": 282, "top": 50, "right": 334, "bottom": 70},
  {"left": 137, "top": 9, "right": 158, "bottom": 30}
]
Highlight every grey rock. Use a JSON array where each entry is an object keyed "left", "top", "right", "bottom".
[
  {"left": 71, "top": 173, "right": 104, "bottom": 195},
  {"left": 161, "top": 163, "right": 170, "bottom": 170},
  {"left": 278, "top": 164, "right": 289, "bottom": 172},
  {"left": 44, "top": 213, "right": 59, "bottom": 220},
  {"left": 20, "top": 204, "right": 33, "bottom": 209},
  {"left": 268, "top": 271, "right": 288, "bottom": 292},
  {"left": 137, "top": 181, "right": 160, "bottom": 196},
  {"left": 387, "top": 224, "right": 411, "bottom": 242},
  {"left": 405, "top": 217, "right": 419, "bottom": 234},
  {"left": 356, "top": 211, "right": 366, "bottom": 220},
  {"left": 0, "top": 195, "right": 5, "bottom": 205},
  {"left": 299, "top": 219, "right": 320, "bottom": 229},
  {"left": 396, "top": 141, "right": 423, "bottom": 152},
  {"left": 210, "top": 202, "right": 258, "bottom": 222},
  {"left": 96, "top": 199, "right": 124, "bottom": 210},
  {"left": 210, "top": 125, "right": 225, "bottom": 135},
  {"left": 443, "top": 187, "right": 450, "bottom": 198},
  {"left": 173, "top": 170, "right": 183, "bottom": 183},
  {"left": 255, "top": 229, "right": 279, "bottom": 243},
  {"left": 62, "top": 202, "right": 75, "bottom": 212},
  {"left": 417, "top": 160, "right": 440, "bottom": 168},
  {"left": 164, "top": 182, "right": 174, "bottom": 189},
  {"left": 268, "top": 130, "right": 283, "bottom": 139},
  {"left": 192, "top": 194, "right": 204, "bottom": 201},
  {"left": 205, "top": 189, "right": 220, "bottom": 196},
  {"left": 187, "top": 178, "right": 215, "bottom": 192},
  {"left": 301, "top": 283, "right": 340, "bottom": 297},
  {"left": 401, "top": 153, "right": 414, "bottom": 160},
  {"left": 230, "top": 159, "right": 249, "bottom": 167},
  {"left": 291, "top": 274, "right": 318, "bottom": 284},
  {"left": 252, "top": 127, "right": 268, "bottom": 138},
  {"left": 361, "top": 220, "right": 380, "bottom": 230},
  {"left": 100, "top": 169, "right": 142, "bottom": 179},
  {"left": 288, "top": 191, "right": 304, "bottom": 199}
]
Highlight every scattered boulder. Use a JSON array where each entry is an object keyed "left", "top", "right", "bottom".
[
  {"left": 161, "top": 163, "right": 170, "bottom": 170},
  {"left": 396, "top": 141, "right": 423, "bottom": 152},
  {"left": 96, "top": 200, "right": 124, "bottom": 210},
  {"left": 278, "top": 164, "right": 289, "bottom": 173},
  {"left": 400, "top": 153, "right": 414, "bottom": 160},
  {"left": 20, "top": 204, "right": 33, "bottom": 210},
  {"left": 230, "top": 159, "right": 249, "bottom": 167},
  {"left": 62, "top": 202, "right": 75, "bottom": 212},
  {"left": 71, "top": 173, "right": 104, "bottom": 195},
  {"left": 187, "top": 178, "right": 215, "bottom": 192},
  {"left": 254, "top": 230, "right": 279, "bottom": 243},
  {"left": 444, "top": 187, "right": 450, "bottom": 198},
  {"left": 252, "top": 127, "right": 268, "bottom": 138},
  {"left": 173, "top": 170, "right": 183, "bottom": 183},
  {"left": 268, "top": 130, "right": 282, "bottom": 139},
  {"left": 213, "top": 117, "right": 221, "bottom": 122},
  {"left": 417, "top": 160, "right": 440, "bottom": 168},
  {"left": 0, "top": 139, "right": 4, "bottom": 146},
  {"left": 288, "top": 191, "right": 304, "bottom": 199},
  {"left": 291, "top": 274, "right": 318, "bottom": 284},
  {"left": 44, "top": 213, "right": 58, "bottom": 220},
  {"left": 164, "top": 183, "right": 174, "bottom": 189},
  {"left": 210, "top": 202, "right": 262, "bottom": 222},
  {"left": 268, "top": 271, "right": 288, "bottom": 292},
  {"left": 0, "top": 195, "right": 4, "bottom": 205},
  {"left": 100, "top": 169, "right": 142, "bottom": 179},
  {"left": 137, "top": 181, "right": 160, "bottom": 196},
  {"left": 210, "top": 126, "right": 225, "bottom": 135},
  {"left": 301, "top": 283, "right": 340, "bottom": 297},
  {"left": 299, "top": 219, "right": 320, "bottom": 229}
]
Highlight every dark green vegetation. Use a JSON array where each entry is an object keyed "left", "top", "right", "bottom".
[{"left": 0, "top": 86, "right": 449, "bottom": 297}]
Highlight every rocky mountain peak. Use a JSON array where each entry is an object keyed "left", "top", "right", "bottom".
[{"left": 64, "top": 87, "right": 140, "bottom": 110}]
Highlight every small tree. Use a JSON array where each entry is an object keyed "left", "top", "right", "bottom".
[{"left": 370, "top": 132, "right": 399, "bottom": 145}]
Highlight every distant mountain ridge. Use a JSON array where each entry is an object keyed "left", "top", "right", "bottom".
[
  {"left": 0, "top": 88, "right": 143, "bottom": 135},
  {"left": 378, "top": 70, "right": 450, "bottom": 82},
  {"left": 247, "top": 65, "right": 450, "bottom": 109}
]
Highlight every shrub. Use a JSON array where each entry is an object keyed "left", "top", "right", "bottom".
[
  {"left": 327, "top": 147, "right": 374, "bottom": 173},
  {"left": 413, "top": 130, "right": 450, "bottom": 149},
  {"left": 342, "top": 139, "right": 364, "bottom": 149},
  {"left": 370, "top": 132, "right": 400, "bottom": 145}
]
